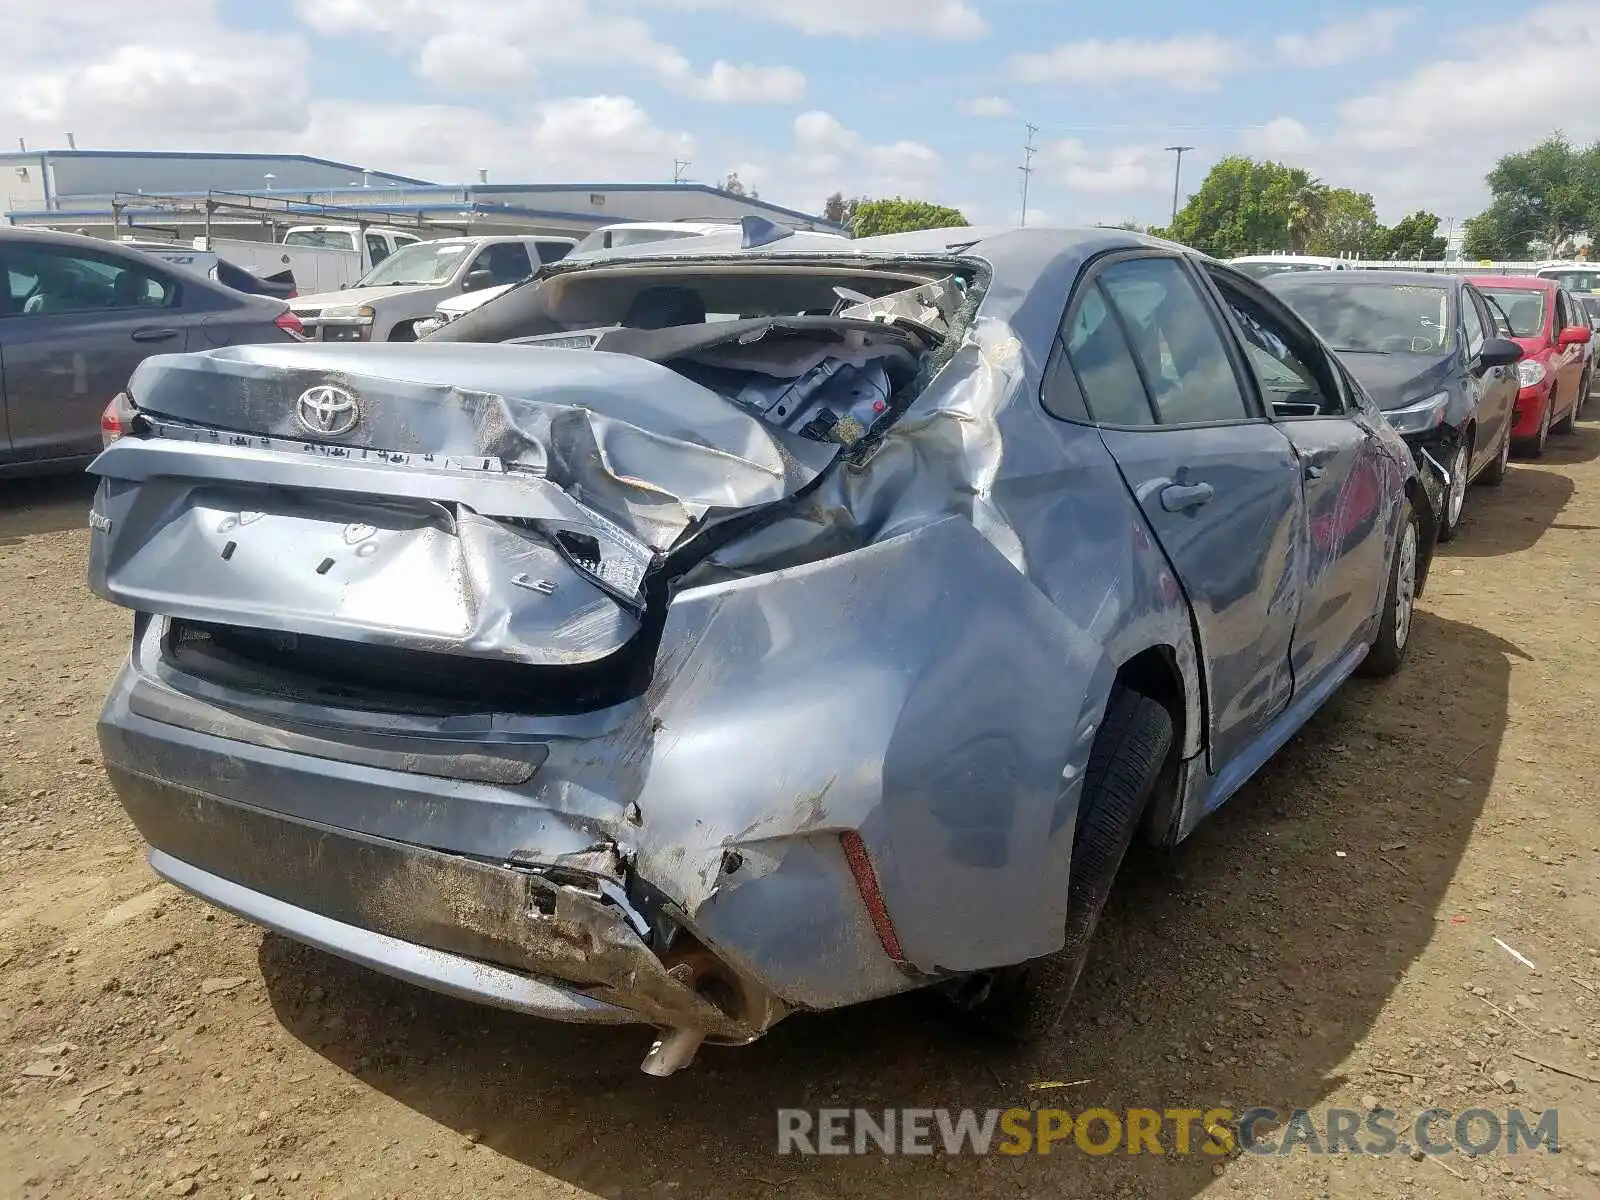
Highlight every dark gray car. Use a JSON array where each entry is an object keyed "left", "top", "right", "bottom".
[
  {"left": 0, "top": 228, "right": 300, "bottom": 476},
  {"left": 87, "top": 226, "right": 1443, "bottom": 1077},
  {"left": 1263, "top": 270, "right": 1522, "bottom": 542}
]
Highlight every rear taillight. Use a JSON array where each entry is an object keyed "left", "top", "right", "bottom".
[
  {"left": 839, "top": 830, "right": 907, "bottom": 966},
  {"left": 101, "top": 393, "right": 137, "bottom": 449},
  {"left": 275, "top": 310, "right": 307, "bottom": 339}
]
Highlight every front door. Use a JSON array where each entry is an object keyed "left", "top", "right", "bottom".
[
  {"left": 1060, "top": 251, "right": 1306, "bottom": 773},
  {"left": 1462, "top": 285, "right": 1516, "bottom": 476},
  {"left": 1204, "top": 264, "right": 1401, "bottom": 689},
  {"left": 0, "top": 242, "right": 188, "bottom": 461}
]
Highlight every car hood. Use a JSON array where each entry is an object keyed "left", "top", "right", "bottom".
[
  {"left": 293, "top": 284, "right": 439, "bottom": 309},
  {"left": 1335, "top": 350, "right": 1453, "bottom": 410},
  {"left": 1508, "top": 333, "right": 1551, "bottom": 359}
]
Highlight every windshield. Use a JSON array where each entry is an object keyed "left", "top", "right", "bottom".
[
  {"left": 1540, "top": 268, "right": 1600, "bottom": 294},
  {"left": 1479, "top": 288, "right": 1547, "bottom": 338},
  {"left": 575, "top": 228, "right": 703, "bottom": 254},
  {"left": 1273, "top": 282, "right": 1453, "bottom": 353},
  {"left": 357, "top": 241, "right": 472, "bottom": 286},
  {"left": 283, "top": 229, "right": 357, "bottom": 252},
  {"left": 1231, "top": 262, "right": 1332, "bottom": 280}
]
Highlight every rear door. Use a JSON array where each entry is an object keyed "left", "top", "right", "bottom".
[
  {"left": 1060, "top": 250, "right": 1306, "bottom": 773},
  {"left": 0, "top": 241, "right": 189, "bottom": 462},
  {"left": 1552, "top": 289, "right": 1585, "bottom": 407},
  {"left": 1204, "top": 265, "right": 1396, "bottom": 690}
]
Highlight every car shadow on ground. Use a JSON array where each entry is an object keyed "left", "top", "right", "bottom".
[
  {"left": 0, "top": 473, "right": 95, "bottom": 544},
  {"left": 1447, "top": 423, "right": 1600, "bottom": 557},
  {"left": 260, "top": 610, "right": 1516, "bottom": 1200}
]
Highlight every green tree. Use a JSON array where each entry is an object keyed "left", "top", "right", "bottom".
[
  {"left": 1370, "top": 211, "right": 1448, "bottom": 260},
  {"left": 1305, "top": 188, "right": 1381, "bottom": 257},
  {"left": 1463, "top": 134, "right": 1600, "bottom": 259},
  {"left": 848, "top": 197, "right": 969, "bottom": 237},
  {"left": 1166, "top": 156, "right": 1324, "bottom": 257}
]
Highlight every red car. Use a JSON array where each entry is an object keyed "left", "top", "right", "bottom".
[{"left": 1470, "top": 276, "right": 1590, "bottom": 455}]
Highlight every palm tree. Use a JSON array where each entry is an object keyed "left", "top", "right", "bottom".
[{"left": 1285, "top": 179, "right": 1329, "bottom": 254}]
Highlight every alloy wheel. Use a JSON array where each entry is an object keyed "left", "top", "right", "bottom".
[
  {"left": 1446, "top": 443, "right": 1469, "bottom": 529},
  {"left": 1393, "top": 522, "right": 1418, "bottom": 652}
]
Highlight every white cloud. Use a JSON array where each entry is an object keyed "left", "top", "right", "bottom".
[
  {"left": 1252, "top": 117, "right": 1319, "bottom": 158},
  {"left": 1014, "top": 35, "right": 1242, "bottom": 90},
  {"left": 1045, "top": 140, "right": 1169, "bottom": 194},
  {"left": 1322, "top": 1, "right": 1600, "bottom": 218},
  {"left": 684, "top": 61, "right": 807, "bottom": 104},
  {"left": 1274, "top": 9, "right": 1418, "bottom": 68},
  {"left": 296, "top": 0, "right": 804, "bottom": 104},
  {"left": 961, "top": 96, "right": 1014, "bottom": 118},
  {"left": 0, "top": 0, "right": 309, "bottom": 141},
  {"left": 417, "top": 34, "right": 529, "bottom": 90},
  {"left": 657, "top": 0, "right": 986, "bottom": 39}
]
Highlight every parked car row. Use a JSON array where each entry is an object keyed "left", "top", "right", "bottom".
[
  {"left": 83, "top": 224, "right": 1456, "bottom": 1076},
  {"left": 1257, "top": 269, "right": 1592, "bottom": 541}
]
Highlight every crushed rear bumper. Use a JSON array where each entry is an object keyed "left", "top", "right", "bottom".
[{"left": 105, "top": 759, "right": 765, "bottom": 1044}]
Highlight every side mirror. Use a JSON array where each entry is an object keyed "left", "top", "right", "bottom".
[
  {"left": 1475, "top": 337, "right": 1523, "bottom": 372},
  {"left": 463, "top": 270, "right": 494, "bottom": 292},
  {"left": 1559, "top": 323, "right": 1592, "bottom": 346}
]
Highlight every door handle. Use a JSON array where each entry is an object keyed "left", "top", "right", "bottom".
[
  {"left": 1159, "top": 482, "right": 1215, "bottom": 512},
  {"left": 131, "top": 327, "right": 180, "bottom": 343}
]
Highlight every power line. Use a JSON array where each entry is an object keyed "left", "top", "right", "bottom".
[{"left": 1019, "top": 122, "right": 1039, "bottom": 227}]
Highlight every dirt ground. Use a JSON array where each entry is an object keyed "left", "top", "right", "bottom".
[{"left": 1, "top": 424, "right": 1598, "bottom": 1200}]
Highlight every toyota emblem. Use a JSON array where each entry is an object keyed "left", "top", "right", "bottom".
[{"left": 295, "top": 384, "right": 360, "bottom": 437}]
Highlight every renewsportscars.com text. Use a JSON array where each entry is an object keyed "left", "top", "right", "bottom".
[{"left": 777, "top": 1106, "right": 1558, "bottom": 1157}]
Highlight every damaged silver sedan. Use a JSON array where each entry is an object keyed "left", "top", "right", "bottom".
[{"left": 88, "top": 224, "right": 1441, "bottom": 1074}]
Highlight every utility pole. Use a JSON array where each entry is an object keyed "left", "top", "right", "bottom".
[
  {"left": 1019, "top": 122, "right": 1039, "bottom": 227},
  {"left": 1165, "top": 145, "right": 1193, "bottom": 227},
  {"left": 672, "top": 159, "right": 691, "bottom": 184}
]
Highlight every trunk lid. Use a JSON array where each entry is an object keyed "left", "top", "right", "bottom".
[{"left": 87, "top": 332, "right": 902, "bottom": 675}]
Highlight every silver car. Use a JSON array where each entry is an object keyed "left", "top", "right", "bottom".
[{"left": 88, "top": 225, "right": 1440, "bottom": 1075}]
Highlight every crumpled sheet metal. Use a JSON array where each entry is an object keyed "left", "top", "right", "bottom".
[{"left": 124, "top": 342, "right": 837, "bottom": 553}]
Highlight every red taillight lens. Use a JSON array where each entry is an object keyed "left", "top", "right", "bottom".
[
  {"left": 839, "top": 830, "right": 907, "bottom": 965},
  {"left": 275, "top": 310, "right": 306, "bottom": 339},
  {"left": 101, "top": 393, "right": 136, "bottom": 449}
]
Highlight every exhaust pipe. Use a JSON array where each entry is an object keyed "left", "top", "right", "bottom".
[{"left": 640, "top": 1027, "right": 706, "bottom": 1076}]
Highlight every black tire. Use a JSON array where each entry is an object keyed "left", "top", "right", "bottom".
[
  {"left": 1479, "top": 421, "right": 1510, "bottom": 487},
  {"left": 388, "top": 321, "right": 419, "bottom": 342},
  {"left": 1359, "top": 500, "right": 1420, "bottom": 679},
  {"left": 959, "top": 687, "right": 1174, "bottom": 1042},
  {"left": 1436, "top": 434, "right": 1471, "bottom": 543},
  {"left": 1525, "top": 393, "right": 1553, "bottom": 458}
]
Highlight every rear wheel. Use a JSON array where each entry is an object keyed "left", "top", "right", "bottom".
[
  {"left": 1524, "top": 393, "right": 1553, "bottom": 458},
  {"left": 956, "top": 687, "right": 1173, "bottom": 1042},
  {"left": 1359, "top": 501, "right": 1420, "bottom": 679}
]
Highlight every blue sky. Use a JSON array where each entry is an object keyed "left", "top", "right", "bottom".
[{"left": 5, "top": 0, "right": 1595, "bottom": 227}]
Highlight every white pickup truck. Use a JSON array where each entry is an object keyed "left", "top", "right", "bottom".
[
  {"left": 289, "top": 234, "right": 578, "bottom": 342},
  {"left": 188, "top": 225, "right": 423, "bottom": 295}
]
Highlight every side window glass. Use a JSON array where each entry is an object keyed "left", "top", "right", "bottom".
[
  {"left": 1461, "top": 289, "right": 1486, "bottom": 357},
  {"left": 1210, "top": 272, "right": 1343, "bottom": 415},
  {"left": 1040, "top": 337, "right": 1091, "bottom": 422},
  {"left": 474, "top": 243, "right": 533, "bottom": 284},
  {"left": 1063, "top": 283, "right": 1154, "bottom": 426},
  {"left": 9, "top": 248, "right": 175, "bottom": 315},
  {"left": 1098, "top": 257, "right": 1252, "bottom": 424},
  {"left": 366, "top": 234, "right": 391, "bottom": 265}
]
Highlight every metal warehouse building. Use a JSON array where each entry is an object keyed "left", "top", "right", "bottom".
[{"left": 0, "top": 149, "right": 841, "bottom": 240}]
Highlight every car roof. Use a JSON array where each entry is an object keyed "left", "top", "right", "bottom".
[{"left": 1469, "top": 275, "right": 1556, "bottom": 291}]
